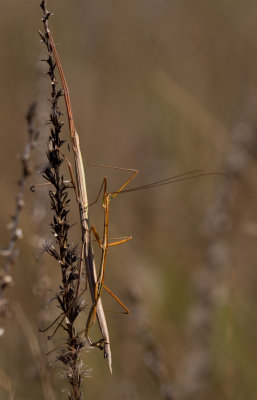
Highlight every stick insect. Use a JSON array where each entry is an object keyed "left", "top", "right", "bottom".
[
  {"left": 40, "top": 1, "right": 230, "bottom": 372},
  {"left": 40, "top": 2, "right": 113, "bottom": 372}
]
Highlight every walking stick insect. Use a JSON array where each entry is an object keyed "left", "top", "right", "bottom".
[
  {"left": 40, "top": 1, "right": 230, "bottom": 372},
  {"left": 40, "top": 2, "right": 113, "bottom": 371}
]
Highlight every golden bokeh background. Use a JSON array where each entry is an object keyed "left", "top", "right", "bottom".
[{"left": 1, "top": 1, "right": 257, "bottom": 399}]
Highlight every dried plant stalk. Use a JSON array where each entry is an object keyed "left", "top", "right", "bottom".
[
  {"left": 40, "top": 0, "right": 112, "bottom": 373},
  {"left": 0, "top": 102, "right": 39, "bottom": 322},
  {"left": 39, "top": 13, "right": 86, "bottom": 398}
]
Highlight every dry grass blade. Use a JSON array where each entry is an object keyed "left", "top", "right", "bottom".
[
  {"left": 150, "top": 70, "right": 229, "bottom": 152},
  {"left": 0, "top": 368, "right": 13, "bottom": 400},
  {"left": 13, "top": 303, "right": 55, "bottom": 400}
]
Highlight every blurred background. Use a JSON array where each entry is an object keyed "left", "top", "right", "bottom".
[{"left": 1, "top": 0, "right": 257, "bottom": 399}]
